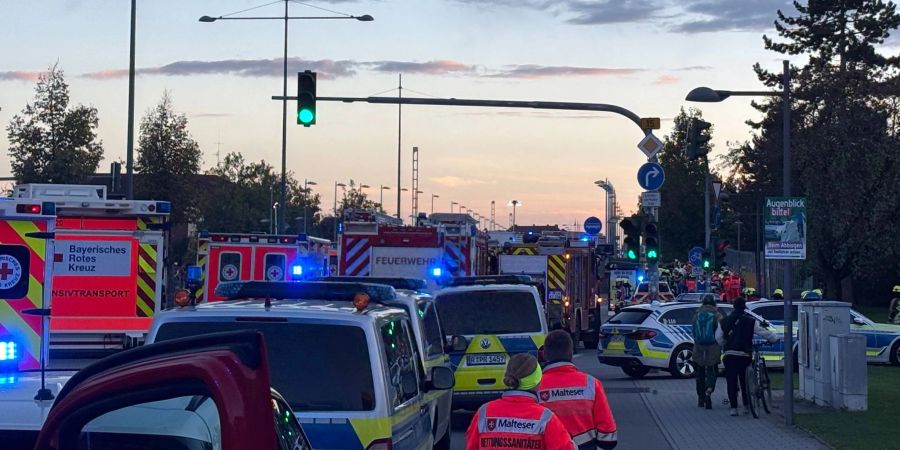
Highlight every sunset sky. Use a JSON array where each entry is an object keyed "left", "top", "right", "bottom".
[{"left": 3, "top": 0, "right": 897, "bottom": 230}]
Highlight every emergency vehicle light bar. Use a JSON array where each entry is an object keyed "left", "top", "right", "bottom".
[
  {"left": 444, "top": 275, "right": 534, "bottom": 287},
  {"left": 214, "top": 281, "right": 396, "bottom": 303},
  {"left": 316, "top": 276, "right": 427, "bottom": 292}
]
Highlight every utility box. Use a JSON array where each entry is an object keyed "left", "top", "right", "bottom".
[
  {"left": 798, "top": 301, "right": 851, "bottom": 407},
  {"left": 830, "top": 333, "right": 867, "bottom": 411}
]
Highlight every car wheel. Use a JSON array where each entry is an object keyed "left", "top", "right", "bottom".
[
  {"left": 622, "top": 365, "right": 651, "bottom": 378},
  {"left": 891, "top": 341, "right": 900, "bottom": 366},
  {"left": 669, "top": 344, "right": 696, "bottom": 379}
]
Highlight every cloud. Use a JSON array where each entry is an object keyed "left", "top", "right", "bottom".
[
  {"left": 671, "top": 0, "right": 791, "bottom": 33},
  {"left": 364, "top": 60, "right": 475, "bottom": 75},
  {"left": 676, "top": 65, "right": 713, "bottom": 71},
  {"left": 431, "top": 176, "right": 488, "bottom": 187},
  {"left": 564, "top": 0, "right": 662, "bottom": 25},
  {"left": 654, "top": 74, "right": 680, "bottom": 85},
  {"left": 0, "top": 71, "right": 43, "bottom": 82},
  {"left": 488, "top": 64, "right": 643, "bottom": 78}
]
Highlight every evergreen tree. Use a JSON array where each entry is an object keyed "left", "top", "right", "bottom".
[{"left": 6, "top": 64, "right": 104, "bottom": 183}]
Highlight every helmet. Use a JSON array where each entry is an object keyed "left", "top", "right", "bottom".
[
  {"left": 893, "top": 285, "right": 900, "bottom": 293},
  {"left": 800, "top": 290, "right": 809, "bottom": 298},
  {"left": 773, "top": 289, "right": 784, "bottom": 296},
  {"left": 746, "top": 288, "right": 758, "bottom": 296},
  {"left": 813, "top": 288, "right": 823, "bottom": 296},
  {"left": 801, "top": 290, "right": 821, "bottom": 301}
]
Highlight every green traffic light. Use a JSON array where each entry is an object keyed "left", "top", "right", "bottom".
[
  {"left": 703, "top": 260, "right": 710, "bottom": 269},
  {"left": 298, "top": 109, "right": 315, "bottom": 124},
  {"left": 627, "top": 249, "right": 637, "bottom": 260},
  {"left": 647, "top": 249, "right": 658, "bottom": 259}
]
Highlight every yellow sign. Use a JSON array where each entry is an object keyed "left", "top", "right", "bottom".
[{"left": 640, "top": 117, "right": 661, "bottom": 130}]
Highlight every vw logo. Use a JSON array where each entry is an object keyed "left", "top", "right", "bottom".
[{"left": 480, "top": 338, "right": 491, "bottom": 349}]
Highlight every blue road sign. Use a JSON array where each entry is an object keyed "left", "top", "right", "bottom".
[
  {"left": 689, "top": 246, "right": 704, "bottom": 266},
  {"left": 637, "top": 162, "right": 665, "bottom": 191},
  {"left": 584, "top": 216, "right": 602, "bottom": 235}
]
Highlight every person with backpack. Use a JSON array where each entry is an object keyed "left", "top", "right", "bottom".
[
  {"left": 691, "top": 296, "right": 723, "bottom": 409},
  {"left": 719, "top": 298, "right": 779, "bottom": 416}
]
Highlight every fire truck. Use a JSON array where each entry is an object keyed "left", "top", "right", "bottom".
[
  {"left": 7, "top": 184, "right": 170, "bottom": 353},
  {"left": 494, "top": 231, "right": 603, "bottom": 349},
  {"left": 337, "top": 210, "right": 488, "bottom": 289},
  {"left": 194, "top": 232, "right": 330, "bottom": 303}
]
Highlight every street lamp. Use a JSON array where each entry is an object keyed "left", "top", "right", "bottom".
[
  {"left": 686, "top": 59, "right": 794, "bottom": 424},
  {"left": 451, "top": 201, "right": 458, "bottom": 213},
  {"left": 333, "top": 182, "right": 346, "bottom": 240},
  {"left": 460, "top": 205, "right": 467, "bottom": 214},
  {"left": 380, "top": 185, "right": 391, "bottom": 211},
  {"left": 302, "top": 179, "right": 317, "bottom": 234},
  {"left": 431, "top": 194, "right": 439, "bottom": 214},
  {"left": 595, "top": 180, "right": 617, "bottom": 250},
  {"left": 199, "top": 1, "right": 373, "bottom": 234},
  {"left": 508, "top": 200, "right": 521, "bottom": 230}
]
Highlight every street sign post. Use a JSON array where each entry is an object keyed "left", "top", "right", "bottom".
[
  {"left": 764, "top": 197, "right": 807, "bottom": 260},
  {"left": 584, "top": 216, "right": 602, "bottom": 236},
  {"left": 641, "top": 191, "right": 660, "bottom": 208},
  {"left": 637, "top": 132, "right": 664, "bottom": 159},
  {"left": 637, "top": 163, "right": 665, "bottom": 191},
  {"left": 688, "top": 246, "right": 704, "bottom": 266}
]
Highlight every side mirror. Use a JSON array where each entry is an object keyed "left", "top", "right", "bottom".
[
  {"left": 852, "top": 318, "right": 866, "bottom": 326},
  {"left": 427, "top": 366, "right": 455, "bottom": 391},
  {"left": 446, "top": 335, "right": 468, "bottom": 353},
  {"left": 400, "top": 372, "right": 418, "bottom": 397}
]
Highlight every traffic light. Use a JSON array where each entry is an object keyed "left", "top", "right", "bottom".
[
  {"left": 297, "top": 70, "right": 317, "bottom": 126},
  {"left": 644, "top": 222, "right": 659, "bottom": 263},
  {"left": 686, "top": 118, "right": 712, "bottom": 160},
  {"left": 702, "top": 250, "right": 711, "bottom": 269},
  {"left": 620, "top": 215, "right": 642, "bottom": 261},
  {"left": 715, "top": 240, "right": 730, "bottom": 268}
]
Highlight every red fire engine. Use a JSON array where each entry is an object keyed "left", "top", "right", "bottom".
[{"left": 194, "top": 232, "right": 330, "bottom": 303}]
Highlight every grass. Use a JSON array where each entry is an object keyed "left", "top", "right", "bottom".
[
  {"left": 767, "top": 368, "right": 799, "bottom": 390},
  {"left": 853, "top": 304, "right": 892, "bottom": 324},
  {"left": 794, "top": 365, "right": 898, "bottom": 450}
]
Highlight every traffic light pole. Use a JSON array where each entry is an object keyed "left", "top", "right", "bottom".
[{"left": 704, "top": 160, "right": 711, "bottom": 293}]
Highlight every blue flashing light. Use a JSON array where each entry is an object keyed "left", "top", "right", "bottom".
[
  {"left": 580, "top": 236, "right": 590, "bottom": 242},
  {"left": 0, "top": 342, "right": 17, "bottom": 362},
  {"left": 0, "top": 375, "right": 16, "bottom": 385},
  {"left": 638, "top": 275, "right": 645, "bottom": 283},
  {"left": 292, "top": 265, "right": 304, "bottom": 276},
  {"left": 430, "top": 267, "right": 443, "bottom": 278}
]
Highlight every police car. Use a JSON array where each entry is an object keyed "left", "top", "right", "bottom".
[
  {"left": 433, "top": 276, "right": 548, "bottom": 409},
  {"left": 146, "top": 281, "right": 455, "bottom": 450},
  {"left": 747, "top": 300, "right": 900, "bottom": 366},
  {"left": 598, "top": 302, "right": 736, "bottom": 379}
]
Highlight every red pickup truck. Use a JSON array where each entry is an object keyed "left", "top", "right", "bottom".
[{"left": 6, "top": 330, "right": 310, "bottom": 450}]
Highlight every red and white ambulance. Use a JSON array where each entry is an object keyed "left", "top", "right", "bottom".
[{"left": 194, "top": 232, "right": 330, "bottom": 303}]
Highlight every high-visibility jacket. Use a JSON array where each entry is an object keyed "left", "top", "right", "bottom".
[
  {"left": 537, "top": 362, "right": 618, "bottom": 450},
  {"left": 466, "top": 391, "right": 575, "bottom": 450}
]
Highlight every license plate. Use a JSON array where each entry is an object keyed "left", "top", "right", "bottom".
[
  {"left": 467, "top": 354, "right": 506, "bottom": 366},
  {"left": 611, "top": 335, "right": 625, "bottom": 342}
]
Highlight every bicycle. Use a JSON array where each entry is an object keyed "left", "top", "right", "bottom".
[{"left": 744, "top": 342, "right": 772, "bottom": 418}]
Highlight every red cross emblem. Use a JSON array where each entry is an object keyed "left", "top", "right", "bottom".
[
  {"left": 222, "top": 264, "right": 238, "bottom": 281},
  {"left": 0, "top": 263, "right": 14, "bottom": 280},
  {"left": 0, "top": 254, "right": 22, "bottom": 290}
]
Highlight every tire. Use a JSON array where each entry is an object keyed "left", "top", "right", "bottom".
[
  {"left": 668, "top": 344, "right": 696, "bottom": 379},
  {"left": 890, "top": 341, "right": 900, "bottom": 366},
  {"left": 433, "top": 427, "right": 451, "bottom": 450},
  {"left": 760, "top": 359, "right": 772, "bottom": 411},
  {"left": 622, "top": 365, "right": 651, "bottom": 378},
  {"left": 745, "top": 366, "right": 759, "bottom": 419}
]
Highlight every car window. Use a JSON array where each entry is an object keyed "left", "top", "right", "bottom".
[
  {"left": 436, "top": 290, "right": 542, "bottom": 335},
  {"left": 718, "top": 306, "right": 734, "bottom": 318},
  {"left": 608, "top": 309, "right": 651, "bottom": 324},
  {"left": 659, "top": 284, "right": 671, "bottom": 293},
  {"left": 659, "top": 307, "right": 696, "bottom": 325},
  {"left": 272, "top": 396, "right": 310, "bottom": 450},
  {"left": 79, "top": 395, "right": 221, "bottom": 450},
  {"left": 264, "top": 253, "right": 286, "bottom": 281},
  {"left": 380, "top": 318, "right": 420, "bottom": 409},
  {"left": 219, "top": 252, "right": 242, "bottom": 281},
  {"left": 156, "top": 322, "right": 375, "bottom": 412},
  {"left": 752, "top": 305, "right": 797, "bottom": 322},
  {"left": 636, "top": 284, "right": 649, "bottom": 293},
  {"left": 419, "top": 301, "right": 445, "bottom": 358}
]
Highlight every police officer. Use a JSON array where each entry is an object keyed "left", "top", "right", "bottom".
[
  {"left": 538, "top": 330, "right": 617, "bottom": 450},
  {"left": 467, "top": 353, "right": 575, "bottom": 450},
  {"left": 889, "top": 286, "right": 900, "bottom": 324},
  {"left": 771, "top": 289, "right": 784, "bottom": 300}
]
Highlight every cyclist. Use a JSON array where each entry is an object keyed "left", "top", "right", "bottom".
[{"left": 718, "top": 297, "right": 779, "bottom": 416}]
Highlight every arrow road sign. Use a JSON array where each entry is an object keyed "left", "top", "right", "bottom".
[
  {"left": 689, "top": 246, "right": 704, "bottom": 266},
  {"left": 584, "top": 216, "right": 602, "bottom": 235},
  {"left": 637, "top": 162, "right": 665, "bottom": 191}
]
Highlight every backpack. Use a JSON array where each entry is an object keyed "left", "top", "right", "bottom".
[{"left": 692, "top": 309, "right": 718, "bottom": 345}]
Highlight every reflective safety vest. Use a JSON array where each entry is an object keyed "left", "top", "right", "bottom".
[
  {"left": 467, "top": 391, "right": 575, "bottom": 450},
  {"left": 538, "top": 362, "right": 618, "bottom": 449}
]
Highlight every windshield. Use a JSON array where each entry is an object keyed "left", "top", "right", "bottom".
[
  {"left": 435, "top": 290, "right": 542, "bottom": 335},
  {"left": 608, "top": 309, "right": 651, "bottom": 324},
  {"left": 155, "top": 321, "right": 375, "bottom": 412}
]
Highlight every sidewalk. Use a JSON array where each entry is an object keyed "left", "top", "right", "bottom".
[{"left": 634, "top": 375, "right": 830, "bottom": 450}]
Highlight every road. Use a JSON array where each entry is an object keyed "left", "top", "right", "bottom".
[{"left": 450, "top": 349, "right": 827, "bottom": 450}]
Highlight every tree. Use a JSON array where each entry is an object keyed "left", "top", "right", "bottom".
[
  {"left": 6, "top": 64, "right": 104, "bottom": 183},
  {"left": 656, "top": 108, "right": 713, "bottom": 262},
  {"left": 135, "top": 92, "right": 202, "bottom": 224},
  {"left": 338, "top": 180, "right": 378, "bottom": 214},
  {"left": 724, "top": 0, "right": 900, "bottom": 301}
]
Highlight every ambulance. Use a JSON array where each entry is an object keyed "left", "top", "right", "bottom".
[
  {"left": 12, "top": 184, "right": 170, "bottom": 353},
  {"left": 194, "top": 232, "right": 331, "bottom": 302}
]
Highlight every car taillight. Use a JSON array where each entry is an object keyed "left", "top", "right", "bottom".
[
  {"left": 627, "top": 330, "right": 657, "bottom": 340},
  {"left": 366, "top": 439, "right": 392, "bottom": 450}
]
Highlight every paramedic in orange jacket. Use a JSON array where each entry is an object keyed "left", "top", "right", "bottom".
[
  {"left": 466, "top": 353, "right": 575, "bottom": 450},
  {"left": 538, "top": 330, "right": 617, "bottom": 450}
]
